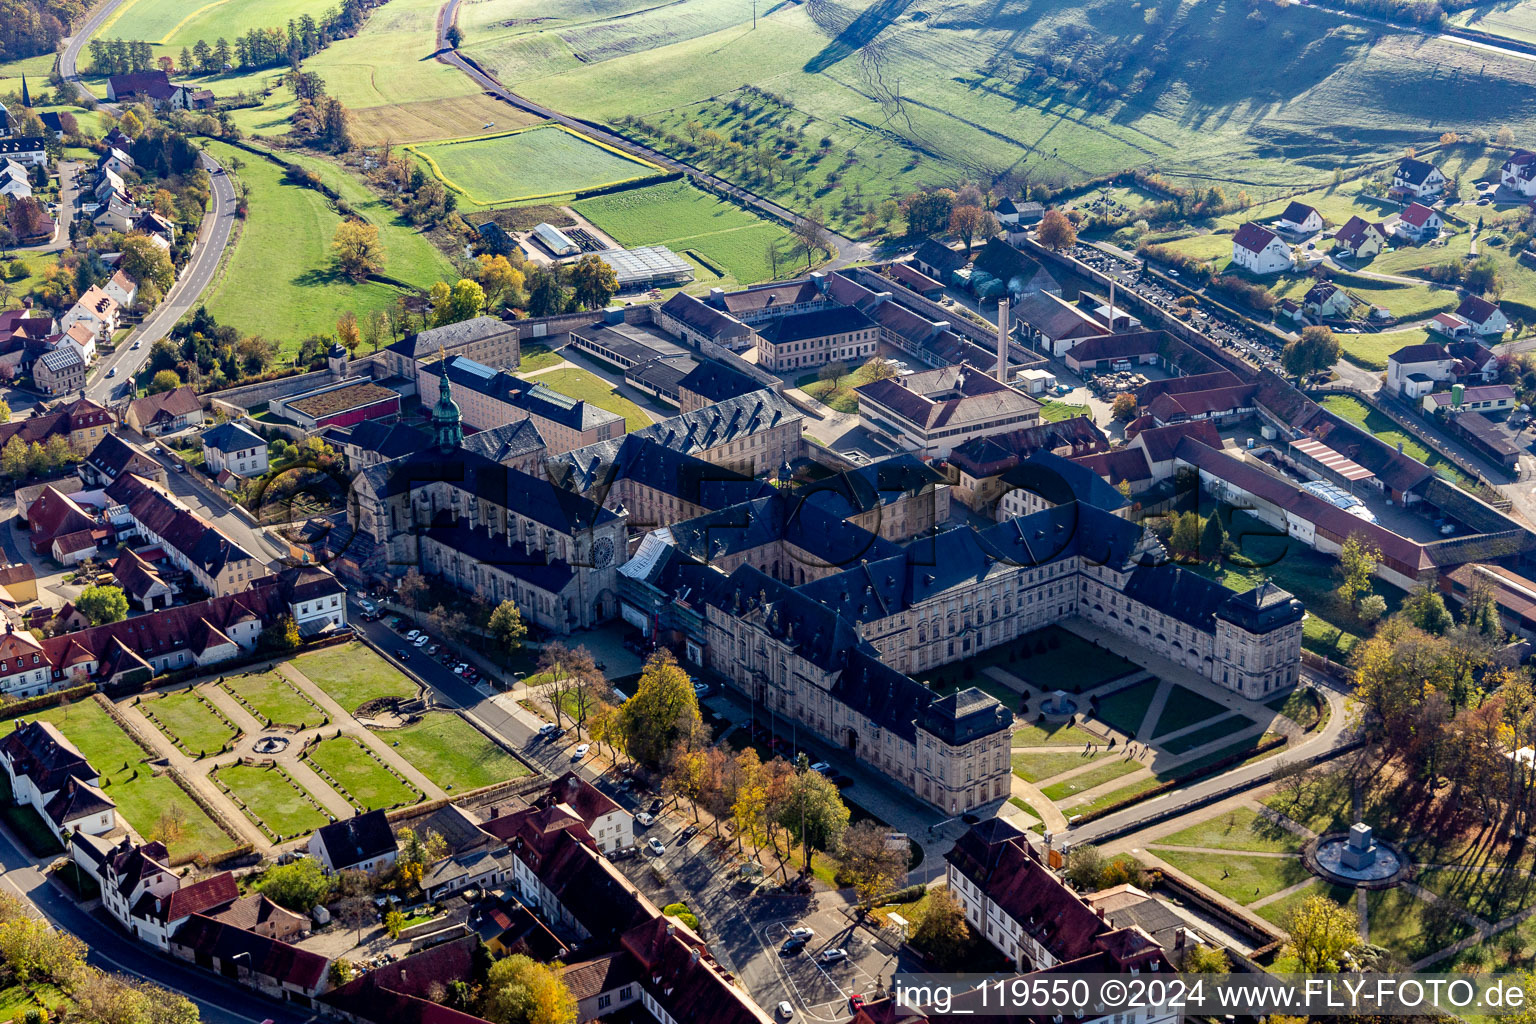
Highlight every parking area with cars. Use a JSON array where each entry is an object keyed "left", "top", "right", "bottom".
[{"left": 760, "top": 912, "right": 889, "bottom": 1021}]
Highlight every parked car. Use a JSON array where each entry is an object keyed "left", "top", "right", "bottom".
[
  {"left": 412, "top": 635, "right": 429, "bottom": 647},
  {"left": 425, "top": 644, "right": 441, "bottom": 655},
  {"left": 809, "top": 762, "right": 831, "bottom": 775},
  {"left": 405, "top": 630, "right": 421, "bottom": 641},
  {"left": 789, "top": 927, "right": 815, "bottom": 940},
  {"left": 780, "top": 936, "right": 807, "bottom": 955},
  {"left": 692, "top": 682, "right": 709, "bottom": 696},
  {"left": 850, "top": 995, "right": 865, "bottom": 1011},
  {"left": 537, "top": 724, "right": 563, "bottom": 741},
  {"left": 679, "top": 825, "right": 698, "bottom": 842},
  {"left": 776, "top": 1002, "right": 793, "bottom": 1019},
  {"left": 571, "top": 743, "right": 591, "bottom": 759},
  {"left": 106, "top": 367, "right": 116, "bottom": 377},
  {"left": 648, "top": 798, "right": 664, "bottom": 814},
  {"left": 646, "top": 837, "right": 666, "bottom": 856},
  {"left": 819, "top": 948, "right": 847, "bottom": 964},
  {"left": 635, "top": 812, "right": 655, "bottom": 827}
]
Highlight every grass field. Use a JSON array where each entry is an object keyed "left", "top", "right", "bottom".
[
  {"left": 1039, "top": 758, "right": 1142, "bottom": 801},
  {"left": 380, "top": 713, "right": 530, "bottom": 791},
  {"left": 1158, "top": 849, "right": 1312, "bottom": 905},
  {"left": 294, "top": 642, "right": 417, "bottom": 712},
  {"left": 1452, "top": 1, "right": 1536, "bottom": 44},
  {"left": 1159, "top": 716, "right": 1249, "bottom": 754},
  {"left": 202, "top": 142, "right": 452, "bottom": 354},
  {"left": 517, "top": 344, "right": 565, "bottom": 373},
  {"left": 531, "top": 368, "right": 653, "bottom": 431},
  {"left": 142, "top": 690, "right": 239, "bottom": 757},
  {"left": 29, "top": 701, "right": 233, "bottom": 861},
  {"left": 412, "top": 126, "right": 660, "bottom": 205},
  {"left": 305, "top": 736, "right": 422, "bottom": 810},
  {"left": 214, "top": 762, "right": 331, "bottom": 839},
  {"left": 1092, "top": 679, "right": 1159, "bottom": 735},
  {"left": 574, "top": 180, "right": 797, "bottom": 289},
  {"left": 1157, "top": 807, "right": 1307, "bottom": 854},
  {"left": 1004, "top": 626, "right": 1141, "bottom": 693},
  {"left": 0, "top": 53, "right": 58, "bottom": 91},
  {"left": 1038, "top": 401, "right": 1092, "bottom": 423},
  {"left": 222, "top": 671, "right": 326, "bottom": 729},
  {"left": 100, "top": 0, "right": 319, "bottom": 50},
  {"left": 797, "top": 360, "right": 888, "bottom": 413},
  {"left": 1147, "top": 684, "right": 1227, "bottom": 738},
  {"left": 1010, "top": 749, "right": 1112, "bottom": 783},
  {"left": 462, "top": 0, "right": 1536, "bottom": 234},
  {"left": 1012, "top": 721, "right": 1099, "bottom": 746}
]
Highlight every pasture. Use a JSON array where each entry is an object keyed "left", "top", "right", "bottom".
[
  {"left": 202, "top": 141, "right": 451, "bottom": 353},
  {"left": 1451, "top": 1, "right": 1536, "bottom": 44},
  {"left": 461, "top": 0, "right": 1536, "bottom": 228},
  {"left": 411, "top": 126, "right": 661, "bottom": 205},
  {"left": 574, "top": 180, "right": 796, "bottom": 287}
]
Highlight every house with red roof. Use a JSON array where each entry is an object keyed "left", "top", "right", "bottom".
[
  {"left": 1396, "top": 202, "right": 1443, "bottom": 242},
  {"left": 1230, "top": 222, "right": 1293, "bottom": 274},
  {"left": 25, "top": 486, "right": 102, "bottom": 563},
  {"left": 1454, "top": 293, "right": 1509, "bottom": 337},
  {"left": 1333, "top": 215, "right": 1388, "bottom": 260}
]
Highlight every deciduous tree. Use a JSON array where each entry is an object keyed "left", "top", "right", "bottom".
[
  {"left": 1282, "top": 894, "right": 1362, "bottom": 971},
  {"left": 568, "top": 254, "right": 618, "bottom": 311},
  {"left": 1281, "top": 325, "right": 1340, "bottom": 378},
  {"left": 331, "top": 220, "right": 383, "bottom": 280},
  {"left": 778, "top": 757, "right": 849, "bottom": 873},
  {"left": 839, "top": 820, "right": 908, "bottom": 906},
  {"left": 479, "top": 955, "right": 577, "bottom": 1024},
  {"left": 77, "top": 585, "right": 129, "bottom": 625},
  {"left": 909, "top": 887, "right": 971, "bottom": 969},
  {"left": 255, "top": 857, "right": 332, "bottom": 911},
  {"left": 617, "top": 650, "right": 702, "bottom": 768},
  {"left": 1335, "top": 533, "right": 1379, "bottom": 613},
  {"left": 948, "top": 204, "right": 996, "bottom": 251},
  {"left": 1036, "top": 208, "right": 1077, "bottom": 250}
]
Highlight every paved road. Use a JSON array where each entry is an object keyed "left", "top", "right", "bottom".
[
  {"left": 58, "top": 0, "right": 237, "bottom": 404},
  {"left": 18, "top": 160, "right": 80, "bottom": 253},
  {"left": 432, "top": 0, "right": 868, "bottom": 270}
]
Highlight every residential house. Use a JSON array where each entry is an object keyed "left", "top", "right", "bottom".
[
  {"left": 1396, "top": 202, "right": 1443, "bottom": 242},
  {"left": 1447, "top": 340, "right": 1500, "bottom": 382},
  {"left": 34, "top": 346, "right": 85, "bottom": 396},
  {"left": 1430, "top": 312, "right": 1474, "bottom": 339},
  {"left": 0, "top": 160, "right": 31, "bottom": 199},
  {"left": 1455, "top": 294, "right": 1509, "bottom": 338},
  {"left": 1276, "top": 201, "right": 1323, "bottom": 234},
  {"left": 0, "top": 718, "right": 116, "bottom": 833},
  {"left": 104, "top": 270, "right": 138, "bottom": 309},
  {"left": 59, "top": 322, "right": 98, "bottom": 362},
  {"left": 124, "top": 386, "right": 204, "bottom": 435},
  {"left": 169, "top": 913, "right": 330, "bottom": 1002},
  {"left": 104, "top": 71, "right": 185, "bottom": 109},
  {"left": 59, "top": 286, "right": 121, "bottom": 344},
  {"left": 1502, "top": 149, "right": 1536, "bottom": 197},
  {"left": 2, "top": 396, "right": 113, "bottom": 452},
  {"left": 308, "top": 810, "right": 397, "bottom": 874},
  {"left": 25, "top": 486, "right": 101, "bottom": 563},
  {"left": 1386, "top": 342, "right": 1453, "bottom": 394},
  {"left": 1393, "top": 157, "right": 1447, "bottom": 198},
  {"left": 93, "top": 192, "right": 138, "bottom": 233},
  {"left": 0, "top": 138, "right": 46, "bottom": 168},
  {"left": 135, "top": 211, "right": 175, "bottom": 247},
  {"left": 546, "top": 772, "right": 633, "bottom": 855},
  {"left": 93, "top": 167, "right": 125, "bottom": 203},
  {"left": 1423, "top": 383, "right": 1517, "bottom": 415},
  {"left": 112, "top": 548, "right": 178, "bottom": 611},
  {"left": 203, "top": 893, "right": 308, "bottom": 942},
  {"left": 98, "top": 147, "right": 135, "bottom": 177},
  {"left": 1333, "top": 216, "right": 1387, "bottom": 260},
  {"left": 1303, "top": 281, "right": 1352, "bottom": 319},
  {"left": 108, "top": 473, "right": 269, "bottom": 596},
  {"left": 1230, "top": 222, "right": 1293, "bottom": 274},
  {"left": 200, "top": 421, "right": 268, "bottom": 481},
  {"left": 80, "top": 433, "right": 166, "bottom": 487}
]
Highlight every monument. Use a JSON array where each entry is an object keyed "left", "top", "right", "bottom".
[
  {"left": 1340, "top": 823, "right": 1377, "bottom": 871},
  {"left": 1307, "top": 820, "right": 1406, "bottom": 888}
]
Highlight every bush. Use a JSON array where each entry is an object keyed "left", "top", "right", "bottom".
[
  {"left": 879, "top": 883, "right": 927, "bottom": 906},
  {"left": 662, "top": 902, "right": 699, "bottom": 930}
]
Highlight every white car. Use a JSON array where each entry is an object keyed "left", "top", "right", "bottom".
[
  {"left": 412, "top": 635, "right": 429, "bottom": 647},
  {"left": 789, "top": 926, "right": 814, "bottom": 940},
  {"left": 636, "top": 812, "right": 655, "bottom": 827},
  {"left": 809, "top": 762, "right": 831, "bottom": 775},
  {"left": 776, "top": 1002, "right": 793, "bottom": 1019},
  {"left": 571, "top": 743, "right": 591, "bottom": 759},
  {"left": 405, "top": 630, "right": 421, "bottom": 641},
  {"left": 646, "top": 837, "right": 666, "bottom": 856},
  {"left": 819, "top": 948, "right": 847, "bottom": 964}
]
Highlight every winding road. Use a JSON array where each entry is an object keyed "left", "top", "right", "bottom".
[
  {"left": 56, "top": 0, "right": 238, "bottom": 404},
  {"left": 432, "top": 0, "right": 869, "bottom": 269}
]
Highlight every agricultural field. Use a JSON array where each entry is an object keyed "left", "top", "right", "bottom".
[
  {"left": 1451, "top": 1, "right": 1536, "bottom": 44},
  {"left": 462, "top": 0, "right": 1536, "bottom": 232},
  {"left": 29, "top": 700, "right": 236, "bottom": 861},
  {"left": 411, "top": 126, "right": 661, "bottom": 205},
  {"left": 381, "top": 713, "right": 531, "bottom": 791},
  {"left": 0, "top": 53, "right": 56, "bottom": 90},
  {"left": 573, "top": 180, "right": 798, "bottom": 289},
  {"left": 201, "top": 141, "right": 452, "bottom": 354},
  {"left": 530, "top": 368, "right": 655, "bottom": 431},
  {"left": 99, "top": 0, "right": 320, "bottom": 51}
]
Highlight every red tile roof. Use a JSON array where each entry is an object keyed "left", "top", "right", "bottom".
[
  {"left": 1401, "top": 202, "right": 1438, "bottom": 228},
  {"left": 158, "top": 872, "right": 238, "bottom": 922},
  {"left": 1232, "top": 221, "right": 1280, "bottom": 254}
]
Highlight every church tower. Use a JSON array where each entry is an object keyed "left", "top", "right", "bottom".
[{"left": 431, "top": 347, "right": 462, "bottom": 451}]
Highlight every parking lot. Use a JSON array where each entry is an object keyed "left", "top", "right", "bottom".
[{"left": 759, "top": 910, "right": 893, "bottom": 1021}]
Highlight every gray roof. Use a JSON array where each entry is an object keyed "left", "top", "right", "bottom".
[
  {"left": 658, "top": 292, "right": 751, "bottom": 340},
  {"left": 400, "top": 316, "right": 516, "bottom": 360},
  {"left": 462, "top": 419, "right": 546, "bottom": 463},
  {"left": 201, "top": 421, "right": 264, "bottom": 454}
]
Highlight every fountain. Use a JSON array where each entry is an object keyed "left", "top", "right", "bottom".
[
  {"left": 1307, "top": 822, "right": 1407, "bottom": 888},
  {"left": 1039, "top": 689, "right": 1078, "bottom": 720},
  {"left": 252, "top": 735, "right": 291, "bottom": 755}
]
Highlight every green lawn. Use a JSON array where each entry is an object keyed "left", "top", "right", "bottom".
[
  {"left": 202, "top": 140, "right": 453, "bottom": 355},
  {"left": 221, "top": 672, "right": 327, "bottom": 729},
  {"left": 1092, "top": 679, "right": 1160, "bottom": 735},
  {"left": 1156, "top": 849, "right": 1311, "bottom": 905},
  {"left": 1003, "top": 626, "right": 1141, "bottom": 694},
  {"left": 1011, "top": 749, "right": 1112, "bottom": 784},
  {"left": 1146, "top": 684, "right": 1228, "bottom": 738},
  {"left": 1417, "top": 866, "right": 1536, "bottom": 925},
  {"left": 574, "top": 179, "right": 798, "bottom": 289},
  {"left": 99, "top": 0, "right": 325, "bottom": 52},
  {"left": 214, "top": 762, "right": 331, "bottom": 839},
  {"left": 1011, "top": 721, "right": 1099, "bottom": 746},
  {"left": 1156, "top": 806, "right": 1307, "bottom": 854},
  {"left": 1007, "top": 796, "right": 1050, "bottom": 833},
  {"left": 531, "top": 368, "right": 653, "bottom": 432},
  {"left": 798, "top": 360, "right": 889, "bottom": 414},
  {"left": 1320, "top": 393, "right": 1470, "bottom": 484},
  {"left": 1, "top": 252, "right": 60, "bottom": 314},
  {"left": 1263, "top": 769, "right": 1356, "bottom": 837},
  {"left": 141, "top": 690, "right": 240, "bottom": 758},
  {"left": 1252, "top": 880, "right": 1354, "bottom": 927},
  {"left": 1267, "top": 687, "right": 1326, "bottom": 732},
  {"left": 380, "top": 713, "right": 530, "bottom": 792},
  {"left": 294, "top": 643, "right": 417, "bottom": 713},
  {"left": 1039, "top": 757, "right": 1142, "bottom": 800},
  {"left": 412, "top": 126, "right": 660, "bottom": 205},
  {"left": 305, "top": 736, "right": 422, "bottom": 810},
  {"left": 518, "top": 344, "right": 565, "bottom": 373},
  {"left": 29, "top": 701, "right": 234, "bottom": 861},
  {"left": 1160, "top": 715, "right": 1252, "bottom": 754},
  {"left": 1368, "top": 885, "right": 1476, "bottom": 962},
  {"left": 1038, "top": 401, "right": 1092, "bottom": 423},
  {"left": 1335, "top": 328, "right": 1426, "bottom": 372}
]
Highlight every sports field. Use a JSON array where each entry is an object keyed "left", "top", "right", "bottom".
[
  {"left": 461, "top": 0, "right": 1536, "bottom": 225},
  {"left": 574, "top": 180, "right": 795, "bottom": 287},
  {"left": 411, "top": 126, "right": 661, "bottom": 205},
  {"left": 202, "top": 141, "right": 452, "bottom": 353}
]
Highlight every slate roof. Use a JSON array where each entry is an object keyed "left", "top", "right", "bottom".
[
  {"left": 1389, "top": 342, "right": 1449, "bottom": 365},
  {"left": 913, "top": 238, "right": 966, "bottom": 276},
  {"left": 337, "top": 419, "right": 434, "bottom": 462},
  {"left": 315, "top": 809, "right": 396, "bottom": 869},
  {"left": 397, "top": 316, "right": 518, "bottom": 361},
  {"left": 658, "top": 292, "right": 751, "bottom": 341},
  {"left": 669, "top": 492, "right": 901, "bottom": 565},
  {"left": 42, "top": 776, "right": 115, "bottom": 825},
  {"left": 1, "top": 720, "right": 97, "bottom": 794},
  {"left": 460, "top": 419, "right": 545, "bottom": 464},
  {"left": 1279, "top": 201, "right": 1318, "bottom": 225},
  {"left": 422, "top": 517, "right": 576, "bottom": 593},
  {"left": 1334, "top": 216, "right": 1384, "bottom": 249},
  {"left": 200, "top": 421, "right": 263, "bottom": 454},
  {"left": 920, "top": 687, "right": 1012, "bottom": 745},
  {"left": 756, "top": 304, "right": 876, "bottom": 345},
  {"left": 1000, "top": 451, "right": 1130, "bottom": 513},
  {"left": 1396, "top": 157, "right": 1441, "bottom": 186},
  {"left": 85, "top": 433, "right": 158, "bottom": 487},
  {"left": 171, "top": 914, "right": 328, "bottom": 992},
  {"left": 431, "top": 355, "right": 622, "bottom": 431},
  {"left": 119, "top": 475, "right": 255, "bottom": 577},
  {"left": 1217, "top": 578, "right": 1305, "bottom": 633},
  {"left": 1232, "top": 222, "right": 1281, "bottom": 255},
  {"left": 719, "top": 280, "right": 821, "bottom": 316},
  {"left": 945, "top": 418, "right": 1108, "bottom": 476},
  {"left": 676, "top": 360, "right": 765, "bottom": 404}
]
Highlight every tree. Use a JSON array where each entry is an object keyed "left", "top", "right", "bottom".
[
  {"left": 328, "top": 959, "right": 355, "bottom": 986},
  {"left": 332, "top": 220, "right": 383, "bottom": 280},
  {"left": 1403, "top": 583, "right": 1453, "bottom": 635},
  {"left": 568, "top": 254, "right": 618, "bottom": 311},
  {"left": 149, "top": 369, "right": 182, "bottom": 394},
  {"left": 257, "top": 614, "right": 301, "bottom": 652},
  {"left": 1110, "top": 393, "right": 1137, "bottom": 421},
  {"left": 0, "top": 437, "right": 27, "bottom": 480},
  {"left": 77, "top": 585, "right": 129, "bottom": 625},
  {"left": 0, "top": 915, "right": 86, "bottom": 983},
  {"left": 446, "top": 24, "right": 464, "bottom": 47},
  {"left": 0, "top": 399, "right": 10, "bottom": 423},
  {"left": 1199, "top": 511, "right": 1227, "bottom": 563},
  {"left": 433, "top": 278, "right": 485, "bottom": 327},
  {"left": 1359, "top": 594, "right": 1388, "bottom": 624},
  {"left": 863, "top": 356, "right": 896, "bottom": 382},
  {"left": 1169, "top": 511, "right": 1202, "bottom": 561},
  {"left": 527, "top": 265, "right": 565, "bottom": 317},
  {"left": 1281, "top": 325, "right": 1340, "bottom": 378},
  {"left": 1335, "top": 533, "right": 1380, "bottom": 613},
  {"left": 336, "top": 310, "right": 361, "bottom": 353},
  {"left": 476, "top": 254, "right": 524, "bottom": 308},
  {"left": 1282, "top": 893, "right": 1362, "bottom": 971},
  {"left": 7, "top": 197, "right": 52, "bottom": 241},
  {"left": 903, "top": 190, "right": 953, "bottom": 237},
  {"left": 1065, "top": 845, "right": 1105, "bottom": 889},
  {"left": 779, "top": 758, "right": 849, "bottom": 873},
  {"left": 909, "top": 887, "right": 971, "bottom": 969},
  {"left": 336, "top": 896, "right": 373, "bottom": 943},
  {"left": 255, "top": 857, "right": 331, "bottom": 911},
  {"left": 818, "top": 360, "right": 849, "bottom": 389},
  {"left": 948, "top": 204, "right": 996, "bottom": 252},
  {"left": 479, "top": 954, "right": 577, "bottom": 1024},
  {"left": 119, "top": 110, "right": 143, "bottom": 138},
  {"left": 839, "top": 820, "right": 908, "bottom": 906},
  {"left": 1182, "top": 944, "right": 1231, "bottom": 973},
  {"left": 617, "top": 650, "right": 702, "bottom": 768},
  {"left": 396, "top": 827, "right": 447, "bottom": 888},
  {"left": 1462, "top": 572, "right": 1505, "bottom": 639},
  {"left": 397, "top": 568, "right": 427, "bottom": 623},
  {"left": 384, "top": 909, "right": 406, "bottom": 940},
  {"left": 119, "top": 234, "right": 174, "bottom": 293},
  {"left": 764, "top": 238, "right": 783, "bottom": 278},
  {"left": 1036, "top": 208, "right": 1077, "bottom": 250},
  {"left": 489, "top": 601, "right": 527, "bottom": 656}
]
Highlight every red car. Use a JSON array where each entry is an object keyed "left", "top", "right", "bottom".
[{"left": 850, "top": 995, "right": 865, "bottom": 1011}]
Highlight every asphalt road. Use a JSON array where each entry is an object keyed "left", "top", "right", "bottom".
[
  {"left": 18, "top": 160, "right": 79, "bottom": 253},
  {"left": 57, "top": 0, "right": 237, "bottom": 404}
]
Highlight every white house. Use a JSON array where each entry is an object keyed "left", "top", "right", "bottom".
[
  {"left": 548, "top": 772, "right": 633, "bottom": 856},
  {"left": 0, "top": 138, "right": 46, "bottom": 168},
  {"left": 98, "top": 147, "right": 135, "bottom": 177},
  {"left": 1455, "top": 294, "right": 1509, "bottom": 338},
  {"left": 60, "top": 322, "right": 98, "bottom": 363},
  {"left": 93, "top": 193, "right": 138, "bottom": 233},
  {"left": 59, "top": 286, "right": 121, "bottom": 343},
  {"left": 1334, "top": 216, "right": 1387, "bottom": 260},
  {"left": 104, "top": 269, "right": 138, "bottom": 310},
  {"left": 308, "top": 809, "right": 397, "bottom": 874},
  {"left": 200, "top": 421, "right": 268, "bottom": 481},
  {"left": 1386, "top": 341, "right": 1453, "bottom": 394},
  {"left": 1230, "top": 222, "right": 1293, "bottom": 275},
  {"left": 1303, "top": 281, "right": 1352, "bottom": 318},
  {"left": 1393, "top": 157, "right": 1446, "bottom": 198},
  {"left": 1276, "top": 201, "right": 1323, "bottom": 234},
  {"left": 1502, "top": 150, "right": 1536, "bottom": 197},
  {"left": 1423, "top": 383, "right": 1517, "bottom": 415},
  {"left": 1396, "top": 202, "right": 1442, "bottom": 242},
  {"left": 0, "top": 160, "right": 30, "bottom": 199},
  {"left": 0, "top": 718, "right": 117, "bottom": 839}
]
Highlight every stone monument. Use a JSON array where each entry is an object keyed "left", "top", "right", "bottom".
[{"left": 1340, "top": 822, "right": 1377, "bottom": 871}]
